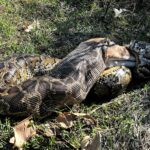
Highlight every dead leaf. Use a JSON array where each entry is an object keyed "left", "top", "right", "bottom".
[
  {"left": 56, "top": 112, "right": 76, "bottom": 129},
  {"left": 113, "top": 8, "right": 127, "bottom": 18},
  {"left": 0, "top": 5, "right": 5, "bottom": 13},
  {"left": 80, "top": 136, "right": 91, "bottom": 150},
  {"left": 73, "top": 113, "right": 96, "bottom": 125},
  {"left": 81, "top": 132, "right": 101, "bottom": 150},
  {"left": 9, "top": 117, "right": 36, "bottom": 149},
  {"left": 56, "top": 112, "right": 96, "bottom": 129},
  {"left": 23, "top": 20, "right": 40, "bottom": 32},
  {"left": 37, "top": 122, "right": 60, "bottom": 137}
]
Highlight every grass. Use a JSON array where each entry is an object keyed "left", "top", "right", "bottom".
[
  {"left": 0, "top": 0, "right": 150, "bottom": 149},
  {"left": 1, "top": 84, "right": 149, "bottom": 149}
]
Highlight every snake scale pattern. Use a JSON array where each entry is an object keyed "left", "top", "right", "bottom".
[{"left": 0, "top": 38, "right": 150, "bottom": 118}]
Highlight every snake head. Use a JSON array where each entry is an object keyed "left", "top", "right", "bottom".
[{"left": 129, "top": 40, "right": 150, "bottom": 78}]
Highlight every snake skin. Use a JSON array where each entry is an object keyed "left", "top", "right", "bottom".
[
  {"left": 94, "top": 66, "right": 131, "bottom": 98},
  {"left": 129, "top": 40, "right": 150, "bottom": 78},
  {"left": 0, "top": 54, "right": 61, "bottom": 96},
  {"left": 0, "top": 38, "right": 149, "bottom": 118}
]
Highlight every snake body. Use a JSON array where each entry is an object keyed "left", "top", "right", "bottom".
[
  {"left": 0, "top": 38, "right": 149, "bottom": 118},
  {"left": 0, "top": 54, "right": 61, "bottom": 96}
]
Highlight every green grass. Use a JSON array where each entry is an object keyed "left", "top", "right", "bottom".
[{"left": 0, "top": 0, "right": 150, "bottom": 149}]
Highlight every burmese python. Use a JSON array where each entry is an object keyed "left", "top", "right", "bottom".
[{"left": 0, "top": 38, "right": 150, "bottom": 118}]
